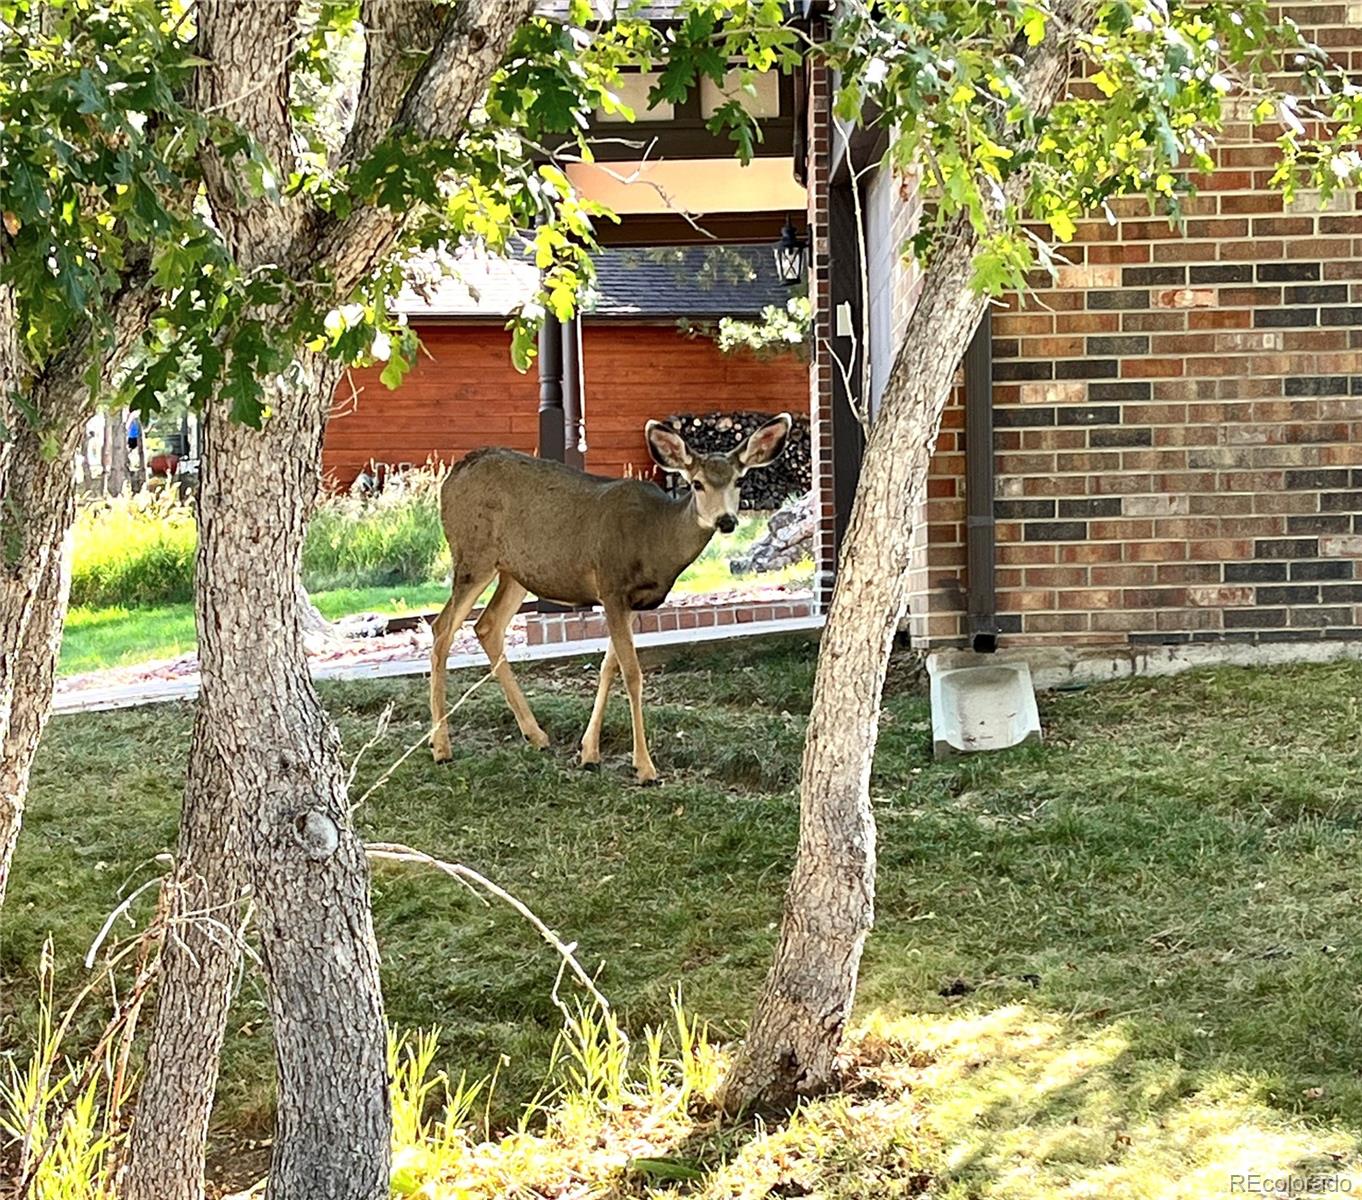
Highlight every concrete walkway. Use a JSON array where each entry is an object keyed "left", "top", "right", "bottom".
[{"left": 51, "top": 614, "right": 825, "bottom": 716}]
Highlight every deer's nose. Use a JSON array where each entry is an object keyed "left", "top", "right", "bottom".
[{"left": 716, "top": 514, "right": 738, "bottom": 534}]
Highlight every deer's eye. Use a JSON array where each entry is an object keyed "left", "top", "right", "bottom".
[{"left": 692, "top": 481, "right": 705, "bottom": 492}]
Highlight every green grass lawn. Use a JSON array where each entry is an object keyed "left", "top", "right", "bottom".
[
  {"left": 59, "top": 583, "right": 457, "bottom": 676},
  {"left": 8, "top": 643, "right": 1361, "bottom": 1197},
  {"left": 58, "top": 513, "right": 811, "bottom": 676}
]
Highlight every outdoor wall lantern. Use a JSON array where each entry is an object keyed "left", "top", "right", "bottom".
[{"left": 773, "top": 218, "right": 808, "bottom": 286}]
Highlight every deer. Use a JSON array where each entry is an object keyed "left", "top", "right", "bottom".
[{"left": 429, "top": 413, "right": 792, "bottom": 783}]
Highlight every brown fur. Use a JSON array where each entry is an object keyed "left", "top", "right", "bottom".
[
  {"left": 440, "top": 450, "right": 714, "bottom": 609},
  {"left": 429, "top": 415, "right": 790, "bottom": 782}
]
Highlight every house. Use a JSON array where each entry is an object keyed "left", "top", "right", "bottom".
[
  {"left": 322, "top": 244, "right": 807, "bottom": 490},
  {"left": 337, "top": 0, "right": 1362, "bottom": 661},
  {"left": 801, "top": 0, "right": 1362, "bottom": 655}
]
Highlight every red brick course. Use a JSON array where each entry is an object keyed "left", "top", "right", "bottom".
[
  {"left": 908, "top": 0, "right": 1362, "bottom": 649},
  {"left": 524, "top": 597, "right": 815, "bottom": 646}
]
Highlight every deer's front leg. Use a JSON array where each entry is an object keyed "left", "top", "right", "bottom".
[
  {"left": 579, "top": 641, "right": 618, "bottom": 768},
  {"left": 603, "top": 603, "right": 658, "bottom": 785}
]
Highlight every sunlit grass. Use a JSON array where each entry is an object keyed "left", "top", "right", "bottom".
[
  {"left": 58, "top": 511, "right": 811, "bottom": 675},
  {"left": 9, "top": 645, "right": 1362, "bottom": 1195},
  {"left": 58, "top": 584, "right": 455, "bottom": 676}
]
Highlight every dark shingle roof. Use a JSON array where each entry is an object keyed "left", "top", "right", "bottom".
[{"left": 396, "top": 243, "right": 791, "bottom": 321}]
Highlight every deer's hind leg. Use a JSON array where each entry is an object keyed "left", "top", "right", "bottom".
[
  {"left": 579, "top": 640, "right": 617, "bottom": 768},
  {"left": 603, "top": 600, "right": 658, "bottom": 785},
  {"left": 430, "top": 565, "right": 495, "bottom": 763},
  {"left": 475, "top": 574, "right": 548, "bottom": 749}
]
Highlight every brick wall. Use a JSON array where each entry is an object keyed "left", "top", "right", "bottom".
[
  {"left": 324, "top": 322, "right": 802, "bottom": 489},
  {"left": 908, "top": 0, "right": 1362, "bottom": 649},
  {"left": 525, "top": 594, "right": 813, "bottom": 646}
]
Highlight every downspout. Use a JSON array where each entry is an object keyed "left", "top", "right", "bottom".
[
  {"left": 561, "top": 314, "right": 584, "bottom": 470},
  {"left": 964, "top": 308, "right": 998, "bottom": 653}
]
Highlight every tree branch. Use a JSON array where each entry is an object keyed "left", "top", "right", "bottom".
[
  {"left": 340, "top": 0, "right": 446, "bottom": 169},
  {"left": 304, "top": 0, "right": 539, "bottom": 298}
]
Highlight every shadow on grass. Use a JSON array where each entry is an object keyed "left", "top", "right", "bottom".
[{"left": 7, "top": 646, "right": 1362, "bottom": 1196}]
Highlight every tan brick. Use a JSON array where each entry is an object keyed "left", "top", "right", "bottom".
[
  {"left": 1018, "top": 381, "right": 1086, "bottom": 405},
  {"left": 1188, "top": 585, "right": 1255, "bottom": 607},
  {"left": 1285, "top": 188, "right": 1354, "bottom": 215},
  {"left": 1127, "top": 540, "right": 1189, "bottom": 562},
  {"left": 1091, "top": 610, "right": 1146, "bottom": 632},
  {"left": 1122, "top": 494, "right": 1190, "bottom": 518},
  {"left": 1154, "top": 288, "right": 1217, "bottom": 309},
  {"left": 1056, "top": 264, "right": 1123, "bottom": 289},
  {"left": 1321, "top": 535, "right": 1362, "bottom": 558},
  {"left": 1058, "top": 588, "right": 1121, "bottom": 610}
]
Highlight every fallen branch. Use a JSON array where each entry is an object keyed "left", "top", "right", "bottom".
[
  {"left": 349, "top": 666, "right": 495, "bottom": 815},
  {"left": 365, "top": 841, "right": 613, "bottom": 1022}
]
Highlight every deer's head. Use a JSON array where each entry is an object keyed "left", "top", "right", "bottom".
[{"left": 645, "top": 414, "right": 793, "bottom": 534}]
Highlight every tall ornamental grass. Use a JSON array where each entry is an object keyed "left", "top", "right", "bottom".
[
  {"left": 69, "top": 469, "right": 453, "bottom": 609},
  {"left": 70, "top": 490, "right": 197, "bottom": 609},
  {"left": 302, "top": 468, "right": 450, "bottom": 593}
]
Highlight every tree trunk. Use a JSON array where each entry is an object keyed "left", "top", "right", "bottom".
[
  {"left": 719, "top": 246, "right": 985, "bottom": 1109},
  {"left": 124, "top": 354, "right": 390, "bottom": 1200},
  {"left": 119, "top": 712, "right": 248, "bottom": 1200},
  {"left": 119, "top": 1, "right": 546, "bottom": 1190},
  {"left": 101, "top": 407, "right": 129, "bottom": 496},
  {"left": 0, "top": 382, "right": 83, "bottom": 909},
  {"left": 719, "top": 13, "right": 1087, "bottom": 1110}
]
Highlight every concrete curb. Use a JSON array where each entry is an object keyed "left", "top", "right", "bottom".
[
  {"left": 928, "top": 638, "right": 1362, "bottom": 692},
  {"left": 51, "top": 615, "right": 826, "bottom": 717}
]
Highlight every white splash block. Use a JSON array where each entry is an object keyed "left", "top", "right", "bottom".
[{"left": 927, "top": 654, "right": 1042, "bottom": 760}]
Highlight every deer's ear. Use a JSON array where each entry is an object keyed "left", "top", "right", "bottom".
[
  {"left": 645, "top": 420, "right": 693, "bottom": 473},
  {"left": 735, "top": 413, "right": 792, "bottom": 473}
]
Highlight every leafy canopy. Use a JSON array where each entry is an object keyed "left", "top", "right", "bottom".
[
  {"left": 0, "top": 0, "right": 799, "bottom": 430},
  {"left": 3, "top": 0, "right": 1356, "bottom": 434},
  {"left": 827, "top": 0, "right": 1362, "bottom": 292}
]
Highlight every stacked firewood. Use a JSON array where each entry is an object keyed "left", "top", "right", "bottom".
[{"left": 658, "top": 411, "right": 812, "bottom": 510}]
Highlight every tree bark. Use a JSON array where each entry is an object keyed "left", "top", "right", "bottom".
[
  {"left": 0, "top": 289, "right": 87, "bottom": 908},
  {"left": 119, "top": 710, "right": 247, "bottom": 1200},
  {"left": 719, "top": 13, "right": 1089, "bottom": 1111},
  {"left": 0, "top": 258, "right": 154, "bottom": 910},
  {"left": 0, "top": 427, "right": 78, "bottom": 909},
  {"left": 124, "top": 357, "right": 391, "bottom": 1200},
  {"left": 101, "top": 407, "right": 129, "bottom": 497}
]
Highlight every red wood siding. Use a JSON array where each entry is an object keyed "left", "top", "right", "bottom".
[{"left": 322, "top": 322, "right": 806, "bottom": 489}]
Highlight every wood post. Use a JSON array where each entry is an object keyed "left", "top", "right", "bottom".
[{"left": 827, "top": 180, "right": 866, "bottom": 570}]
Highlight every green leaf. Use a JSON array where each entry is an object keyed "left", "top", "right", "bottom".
[
  {"left": 379, "top": 349, "right": 412, "bottom": 390},
  {"left": 1047, "top": 210, "right": 1077, "bottom": 242},
  {"left": 509, "top": 320, "right": 537, "bottom": 372},
  {"left": 1022, "top": 6, "right": 1047, "bottom": 46},
  {"left": 223, "top": 359, "right": 265, "bottom": 428},
  {"left": 71, "top": 68, "right": 107, "bottom": 114},
  {"left": 628, "top": 1156, "right": 705, "bottom": 1182}
]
